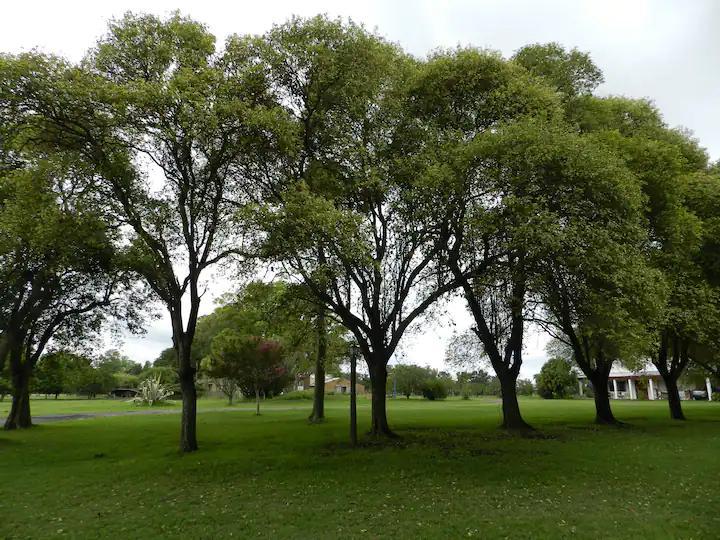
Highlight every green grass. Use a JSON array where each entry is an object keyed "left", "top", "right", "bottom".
[
  {"left": 1, "top": 397, "right": 719, "bottom": 539},
  {"left": 0, "top": 394, "right": 372, "bottom": 416}
]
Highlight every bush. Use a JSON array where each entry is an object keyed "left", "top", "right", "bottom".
[
  {"left": 132, "top": 376, "right": 173, "bottom": 406},
  {"left": 535, "top": 357, "right": 578, "bottom": 399},
  {"left": 421, "top": 379, "right": 448, "bottom": 401}
]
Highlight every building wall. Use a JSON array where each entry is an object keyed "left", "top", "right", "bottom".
[{"left": 296, "top": 375, "right": 367, "bottom": 394}]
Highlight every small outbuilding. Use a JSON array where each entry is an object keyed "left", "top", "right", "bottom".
[{"left": 109, "top": 388, "right": 139, "bottom": 398}]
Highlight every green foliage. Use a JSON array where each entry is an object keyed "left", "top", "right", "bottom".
[
  {"left": 516, "top": 379, "right": 535, "bottom": 396},
  {"left": 392, "top": 364, "right": 433, "bottom": 399},
  {"left": 420, "top": 379, "right": 449, "bottom": 401},
  {"left": 535, "top": 358, "right": 578, "bottom": 399},
  {"left": 513, "top": 42, "right": 604, "bottom": 98},
  {"left": 210, "top": 330, "right": 290, "bottom": 400},
  {"left": 194, "top": 281, "right": 348, "bottom": 377},
  {"left": 132, "top": 376, "right": 173, "bottom": 406},
  {"left": 456, "top": 370, "right": 502, "bottom": 396},
  {"left": 32, "top": 353, "right": 68, "bottom": 396},
  {"left": 138, "top": 366, "right": 178, "bottom": 386},
  {"left": 153, "top": 348, "right": 177, "bottom": 369}
]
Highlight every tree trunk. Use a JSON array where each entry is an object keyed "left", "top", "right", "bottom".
[
  {"left": 590, "top": 372, "right": 618, "bottom": 425},
  {"left": 308, "top": 307, "right": 327, "bottom": 424},
  {"left": 664, "top": 375, "right": 685, "bottom": 420},
  {"left": 178, "top": 366, "right": 198, "bottom": 452},
  {"left": 0, "top": 334, "right": 9, "bottom": 375},
  {"left": 498, "top": 372, "right": 532, "bottom": 430},
  {"left": 368, "top": 362, "right": 396, "bottom": 438},
  {"left": 4, "top": 364, "right": 32, "bottom": 430},
  {"left": 255, "top": 387, "right": 260, "bottom": 416}
]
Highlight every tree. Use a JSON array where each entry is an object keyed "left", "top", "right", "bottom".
[
  {"left": 535, "top": 357, "right": 577, "bottom": 399},
  {"left": 649, "top": 169, "right": 720, "bottom": 419},
  {"left": 60, "top": 353, "right": 115, "bottom": 398},
  {"left": 0, "top": 145, "right": 135, "bottom": 429},
  {"left": 391, "top": 364, "right": 432, "bottom": 399},
  {"left": 512, "top": 45, "right": 677, "bottom": 424},
  {"left": 139, "top": 366, "right": 178, "bottom": 387},
  {"left": 33, "top": 352, "right": 69, "bottom": 398},
  {"left": 513, "top": 42, "right": 604, "bottom": 99},
  {"left": 407, "top": 47, "right": 568, "bottom": 430},
  {"left": 210, "top": 331, "right": 289, "bottom": 415},
  {"left": 420, "top": 377, "right": 448, "bottom": 401},
  {"left": 516, "top": 379, "right": 534, "bottom": 396},
  {"left": 530, "top": 136, "right": 661, "bottom": 423},
  {"left": 445, "top": 330, "right": 485, "bottom": 369},
  {"left": 154, "top": 348, "right": 177, "bottom": 369},
  {"left": 0, "top": 13, "right": 289, "bottom": 449},
  {"left": 193, "top": 280, "right": 350, "bottom": 417},
  {"left": 253, "top": 17, "right": 459, "bottom": 437},
  {"left": 96, "top": 349, "right": 137, "bottom": 376},
  {"left": 567, "top": 97, "right": 710, "bottom": 422},
  {"left": 202, "top": 354, "right": 240, "bottom": 405}
]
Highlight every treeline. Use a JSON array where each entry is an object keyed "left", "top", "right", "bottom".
[
  {"left": 1, "top": 349, "right": 168, "bottom": 400},
  {"left": 2, "top": 13, "right": 720, "bottom": 450},
  {"left": 390, "top": 364, "right": 533, "bottom": 400}
]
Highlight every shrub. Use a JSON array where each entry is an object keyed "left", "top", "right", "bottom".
[
  {"left": 421, "top": 379, "right": 448, "bottom": 401},
  {"left": 535, "top": 357, "right": 578, "bottom": 399},
  {"left": 132, "top": 376, "right": 173, "bottom": 406}
]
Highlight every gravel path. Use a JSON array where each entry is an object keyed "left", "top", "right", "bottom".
[{"left": 32, "top": 406, "right": 301, "bottom": 424}]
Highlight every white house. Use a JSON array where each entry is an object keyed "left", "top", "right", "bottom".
[{"left": 576, "top": 363, "right": 713, "bottom": 401}]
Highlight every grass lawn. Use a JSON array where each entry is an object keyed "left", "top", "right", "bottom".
[
  {"left": 0, "top": 396, "right": 239, "bottom": 416},
  {"left": 1, "top": 397, "right": 719, "bottom": 539}
]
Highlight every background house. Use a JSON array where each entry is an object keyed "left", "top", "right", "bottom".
[
  {"left": 296, "top": 374, "right": 367, "bottom": 395},
  {"left": 577, "top": 364, "right": 713, "bottom": 400}
]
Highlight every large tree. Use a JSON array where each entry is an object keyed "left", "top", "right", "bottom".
[
  {"left": 407, "top": 48, "right": 566, "bottom": 429},
  {"left": 0, "top": 148, "right": 135, "bottom": 429},
  {"left": 527, "top": 127, "right": 661, "bottom": 424},
  {"left": 574, "top": 99, "right": 710, "bottom": 421},
  {"left": 650, "top": 169, "right": 720, "bottom": 419},
  {"left": 516, "top": 44, "right": 712, "bottom": 424},
  {"left": 0, "top": 13, "right": 288, "bottom": 450},
  {"left": 251, "top": 17, "right": 460, "bottom": 437}
]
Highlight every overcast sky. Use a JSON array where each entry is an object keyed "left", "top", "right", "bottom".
[{"left": 3, "top": 1, "right": 718, "bottom": 377}]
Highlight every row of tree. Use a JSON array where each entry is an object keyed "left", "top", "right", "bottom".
[
  {"left": 0, "top": 349, "right": 173, "bottom": 401},
  {"left": 391, "top": 364, "right": 534, "bottom": 400},
  {"left": 2, "top": 13, "right": 720, "bottom": 451}
]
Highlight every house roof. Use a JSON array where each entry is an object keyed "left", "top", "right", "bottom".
[{"left": 575, "top": 362, "right": 660, "bottom": 379}]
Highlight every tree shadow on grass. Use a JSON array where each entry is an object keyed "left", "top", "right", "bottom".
[
  {"left": 320, "top": 425, "right": 562, "bottom": 459},
  {"left": 0, "top": 436, "right": 21, "bottom": 448}
]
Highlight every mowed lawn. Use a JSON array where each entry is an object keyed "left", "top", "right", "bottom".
[{"left": 1, "top": 397, "right": 719, "bottom": 539}]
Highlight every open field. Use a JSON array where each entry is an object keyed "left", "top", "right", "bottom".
[{"left": 1, "top": 397, "right": 719, "bottom": 539}]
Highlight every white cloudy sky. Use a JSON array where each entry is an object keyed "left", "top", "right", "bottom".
[{"left": 3, "top": 0, "right": 718, "bottom": 377}]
